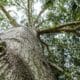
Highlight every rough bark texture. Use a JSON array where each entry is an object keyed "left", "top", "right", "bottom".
[{"left": 0, "top": 27, "right": 55, "bottom": 80}]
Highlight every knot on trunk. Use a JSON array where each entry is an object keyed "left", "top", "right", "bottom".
[{"left": 0, "top": 40, "right": 6, "bottom": 58}]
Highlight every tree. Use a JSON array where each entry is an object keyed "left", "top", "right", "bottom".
[{"left": 0, "top": 0, "right": 80, "bottom": 80}]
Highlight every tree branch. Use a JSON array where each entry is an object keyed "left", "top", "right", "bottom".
[
  {"left": 0, "top": 5, "right": 20, "bottom": 27},
  {"left": 48, "top": 61, "right": 64, "bottom": 73},
  {"left": 39, "top": 37, "right": 52, "bottom": 55},
  {"left": 37, "top": 21, "right": 80, "bottom": 35},
  {"left": 33, "top": 4, "right": 48, "bottom": 26},
  {"left": 15, "top": 0, "right": 27, "bottom": 10},
  {"left": 27, "top": 0, "right": 33, "bottom": 27}
]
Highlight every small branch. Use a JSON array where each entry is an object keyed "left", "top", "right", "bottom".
[
  {"left": 0, "top": 5, "right": 20, "bottom": 27},
  {"left": 37, "top": 21, "right": 80, "bottom": 35},
  {"left": 40, "top": 39, "right": 51, "bottom": 54},
  {"left": 33, "top": 8, "right": 46, "bottom": 25},
  {"left": 33, "top": 0, "right": 54, "bottom": 26},
  {"left": 27, "top": 0, "right": 33, "bottom": 27},
  {"left": 33, "top": 4, "right": 48, "bottom": 26},
  {"left": 38, "top": 36, "right": 52, "bottom": 55},
  {"left": 14, "top": 0, "right": 26, "bottom": 9},
  {"left": 20, "top": 0, "right": 27, "bottom": 9},
  {"left": 48, "top": 61, "right": 64, "bottom": 72},
  {"left": 39, "top": 39, "right": 64, "bottom": 73}
]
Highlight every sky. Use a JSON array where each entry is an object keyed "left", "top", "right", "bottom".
[
  {"left": 5, "top": 1, "right": 42, "bottom": 25},
  {"left": 34, "top": 1, "right": 42, "bottom": 15}
]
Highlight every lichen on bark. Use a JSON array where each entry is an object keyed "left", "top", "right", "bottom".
[{"left": 0, "top": 27, "right": 55, "bottom": 80}]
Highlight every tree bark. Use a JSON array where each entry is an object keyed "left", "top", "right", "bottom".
[{"left": 0, "top": 26, "right": 55, "bottom": 80}]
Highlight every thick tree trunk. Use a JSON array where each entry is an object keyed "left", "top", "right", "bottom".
[{"left": 0, "top": 27, "right": 55, "bottom": 80}]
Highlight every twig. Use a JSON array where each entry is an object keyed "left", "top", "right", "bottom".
[
  {"left": 27, "top": 0, "right": 33, "bottom": 27},
  {"left": 48, "top": 61, "right": 64, "bottom": 72},
  {"left": 38, "top": 36, "right": 52, "bottom": 55}
]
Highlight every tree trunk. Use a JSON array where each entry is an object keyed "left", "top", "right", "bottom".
[{"left": 0, "top": 26, "right": 55, "bottom": 80}]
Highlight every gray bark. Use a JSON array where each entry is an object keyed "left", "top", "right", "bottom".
[{"left": 0, "top": 26, "right": 55, "bottom": 80}]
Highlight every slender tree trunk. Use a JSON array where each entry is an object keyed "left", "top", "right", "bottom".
[{"left": 0, "top": 27, "right": 55, "bottom": 80}]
